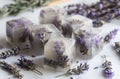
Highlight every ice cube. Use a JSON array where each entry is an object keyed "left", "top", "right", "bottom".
[
  {"left": 31, "top": 24, "right": 63, "bottom": 49},
  {"left": 6, "top": 17, "right": 33, "bottom": 48},
  {"left": 61, "top": 15, "right": 101, "bottom": 37},
  {"left": 73, "top": 29, "right": 103, "bottom": 59},
  {"left": 44, "top": 37, "right": 76, "bottom": 69},
  {"left": 39, "top": 7, "right": 67, "bottom": 26}
]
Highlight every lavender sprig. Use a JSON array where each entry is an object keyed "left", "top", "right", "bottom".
[
  {"left": 0, "top": 61, "right": 23, "bottom": 79},
  {"left": 0, "top": 47, "right": 20, "bottom": 59},
  {"left": 56, "top": 62, "right": 89, "bottom": 77},
  {"left": 17, "top": 55, "right": 43, "bottom": 75},
  {"left": 0, "top": 0, "right": 51, "bottom": 17},
  {"left": 104, "top": 29, "right": 119, "bottom": 43},
  {"left": 102, "top": 56, "right": 114, "bottom": 79},
  {"left": 65, "top": 0, "right": 120, "bottom": 27},
  {"left": 0, "top": 46, "right": 29, "bottom": 59}
]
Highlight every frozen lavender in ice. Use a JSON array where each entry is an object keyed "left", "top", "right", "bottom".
[
  {"left": 61, "top": 15, "right": 94, "bottom": 37},
  {"left": 6, "top": 17, "right": 33, "bottom": 48},
  {"left": 31, "top": 24, "right": 63, "bottom": 49},
  {"left": 73, "top": 29, "right": 103, "bottom": 59},
  {"left": 39, "top": 7, "right": 66, "bottom": 24},
  {"left": 44, "top": 38, "right": 76, "bottom": 69}
]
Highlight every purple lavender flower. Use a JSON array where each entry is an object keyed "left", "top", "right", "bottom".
[
  {"left": 104, "top": 29, "right": 119, "bottom": 42},
  {"left": 56, "top": 62, "right": 89, "bottom": 77},
  {"left": 36, "top": 28, "right": 46, "bottom": 40},
  {"left": 98, "top": 3, "right": 103, "bottom": 9},
  {"left": 103, "top": 68, "right": 114, "bottom": 79},
  {"left": 18, "top": 55, "right": 34, "bottom": 70},
  {"left": 54, "top": 41, "right": 65, "bottom": 55},
  {"left": 95, "top": 36, "right": 103, "bottom": 46},
  {"left": 102, "top": 56, "right": 114, "bottom": 79}
]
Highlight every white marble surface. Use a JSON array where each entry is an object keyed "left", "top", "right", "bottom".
[{"left": 0, "top": 0, "right": 120, "bottom": 79}]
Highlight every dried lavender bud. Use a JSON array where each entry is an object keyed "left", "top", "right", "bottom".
[
  {"left": 17, "top": 55, "right": 43, "bottom": 75},
  {"left": 0, "top": 47, "right": 20, "bottom": 59},
  {"left": 65, "top": 0, "right": 120, "bottom": 27},
  {"left": 56, "top": 62, "right": 89, "bottom": 77},
  {"left": 104, "top": 29, "right": 119, "bottom": 42},
  {"left": 0, "top": 61, "right": 23, "bottom": 79},
  {"left": 0, "top": 46, "right": 30, "bottom": 59},
  {"left": 102, "top": 56, "right": 114, "bottom": 79}
]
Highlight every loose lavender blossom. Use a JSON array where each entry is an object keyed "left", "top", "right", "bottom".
[
  {"left": 56, "top": 62, "right": 89, "bottom": 77},
  {"left": 102, "top": 56, "right": 114, "bottom": 79},
  {"left": 0, "top": 46, "right": 30, "bottom": 59},
  {"left": 0, "top": 61, "right": 23, "bottom": 79},
  {"left": 17, "top": 55, "right": 43, "bottom": 75},
  {"left": 104, "top": 29, "right": 119, "bottom": 42},
  {"left": 65, "top": 0, "right": 120, "bottom": 27},
  {"left": 0, "top": 47, "right": 20, "bottom": 59}
]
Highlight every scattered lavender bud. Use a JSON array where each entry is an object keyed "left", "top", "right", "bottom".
[
  {"left": 104, "top": 29, "right": 119, "bottom": 42},
  {"left": 94, "top": 67, "right": 99, "bottom": 69},
  {"left": 17, "top": 55, "right": 43, "bottom": 75},
  {"left": 56, "top": 62, "right": 89, "bottom": 77},
  {"left": 0, "top": 46, "right": 30, "bottom": 59},
  {"left": 0, "top": 61, "right": 23, "bottom": 79},
  {"left": 65, "top": 0, "right": 120, "bottom": 27},
  {"left": 102, "top": 56, "right": 114, "bottom": 79},
  {"left": 0, "top": 47, "right": 20, "bottom": 59}
]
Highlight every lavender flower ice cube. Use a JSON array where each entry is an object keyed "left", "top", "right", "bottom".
[
  {"left": 31, "top": 24, "right": 63, "bottom": 49},
  {"left": 44, "top": 38, "right": 76, "bottom": 70},
  {"left": 73, "top": 30, "right": 103, "bottom": 59},
  {"left": 61, "top": 15, "right": 100, "bottom": 37},
  {"left": 6, "top": 17, "right": 33, "bottom": 48},
  {"left": 39, "top": 7, "right": 66, "bottom": 24}
]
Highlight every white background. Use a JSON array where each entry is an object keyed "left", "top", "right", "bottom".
[{"left": 0, "top": 0, "right": 120, "bottom": 79}]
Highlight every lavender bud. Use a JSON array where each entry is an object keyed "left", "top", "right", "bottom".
[{"left": 104, "top": 29, "right": 119, "bottom": 42}]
